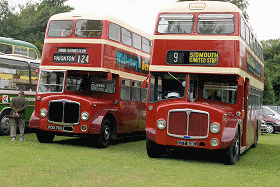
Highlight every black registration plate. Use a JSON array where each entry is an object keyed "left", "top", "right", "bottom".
[
  {"left": 47, "top": 125, "right": 63, "bottom": 131},
  {"left": 177, "top": 140, "right": 197, "bottom": 147}
]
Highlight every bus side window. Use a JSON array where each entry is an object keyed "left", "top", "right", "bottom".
[
  {"left": 109, "top": 23, "right": 121, "bottom": 42},
  {"left": 141, "top": 82, "right": 148, "bottom": 102},
  {"left": 132, "top": 81, "right": 140, "bottom": 101},
  {"left": 133, "top": 33, "right": 141, "bottom": 50},
  {"left": 0, "top": 43, "right": 12, "bottom": 54},
  {"left": 0, "top": 58, "right": 30, "bottom": 91},
  {"left": 120, "top": 79, "right": 131, "bottom": 101}
]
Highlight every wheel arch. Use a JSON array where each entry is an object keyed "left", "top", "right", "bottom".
[
  {"left": 89, "top": 109, "right": 117, "bottom": 136},
  {"left": 0, "top": 107, "right": 11, "bottom": 116}
]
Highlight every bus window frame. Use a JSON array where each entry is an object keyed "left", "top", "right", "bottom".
[
  {"left": 75, "top": 19, "right": 103, "bottom": 38},
  {"left": 197, "top": 13, "right": 235, "bottom": 35},
  {"left": 157, "top": 13, "right": 194, "bottom": 34},
  {"left": 48, "top": 20, "right": 74, "bottom": 38},
  {"left": 37, "top": 70, "right": 66, "bottom": 94}
]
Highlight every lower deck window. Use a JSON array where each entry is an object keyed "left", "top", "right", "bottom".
[
  {"left": 66, "top": 74, "right": 116, "bottom": 94},
  {"left": 203, "top": 82, "right": 237, "bottom": 104},
  {"left": 149, "top": 72, "right": 186, "bottom": 103}
]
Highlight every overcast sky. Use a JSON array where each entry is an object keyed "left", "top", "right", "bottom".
[{"left": 9, "top": 0, "right": 280, "bottom": 41}]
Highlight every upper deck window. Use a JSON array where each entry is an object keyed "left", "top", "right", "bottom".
[
  {"left": 122, "top": 28, "right": 132, "bottom": 46},
  {"left": 29, "top": 49, "right": 37, "bottom": 59},
  {"left": 75, "top": 20, "right": 102, "bottom": 38},
  {"left": 0, "top": 43, "right": 12, "bottom": 54},
  {"left": 48, "top": 20, "right": 74, "bottom": 37},
  {"left": 197, "top": 14, "right": 234, "bottom": 34},
  {"left": 109, "top": 23, "right": 121, "bottom": 42},
  {"left": 157, "top": 14, "right": 193, "bottom": 34},
  {"left": 133, "top": 33, "right": 141, "bottom": 50},
  {"left": 142, "top": 37, "right": 151, "bottom": 53},
  {"left": 14, "top": 46, "right": 28, "bottom": 56}
]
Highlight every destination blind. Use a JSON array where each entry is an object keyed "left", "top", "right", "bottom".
[{"left": 166, "top": 50, "right": 219, "bottom": 65}]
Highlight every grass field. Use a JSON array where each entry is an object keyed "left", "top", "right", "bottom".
[{"left": 0, "top": 132, "right": 280, "bottom": 187}]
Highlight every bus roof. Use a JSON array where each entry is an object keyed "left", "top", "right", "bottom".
[
  {"left": 159, "top": 1, "right": 242, "bottom": 14},
  {"left": 49, "top": 12, "right": 152, "bottom": 40},
  {"left": 0, "top": 36, "right": 40, "bottom": 53}
]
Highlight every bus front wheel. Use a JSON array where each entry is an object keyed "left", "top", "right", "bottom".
[
  {"left": 146, "top": 136, "right": 165, "bottom": 158},
  {"left": 0, "top": 110, "right": 11, "bottom": 135},
  {"left": 224, "top": 132, "right": 240, "bottom": 165},
  {"left": 95, "top": 119, "right": 112, "bottom": 148},
  {"left": 36, "top": 130, "right": 55, "bottom": 143}
]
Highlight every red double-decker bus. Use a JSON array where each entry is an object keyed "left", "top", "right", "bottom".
[
  {"left": 29, "top": 12, "right": 152, "bottom": 147},
  {"left": 145, "top": 1, "right": 264, "bottom": 165}
]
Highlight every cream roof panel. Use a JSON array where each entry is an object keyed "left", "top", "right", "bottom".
[
  {"left": 160, "top": 1, "right": 242, "bottom": 13},
  {"left": 49, "top": 12, "right": 152, "bottom": 40}
]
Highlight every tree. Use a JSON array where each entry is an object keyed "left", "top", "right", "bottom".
[
  {"left": 261, "top": 39, "right": 280, "bottom": 105},
  {"left": 177, "top": 0, "right": 249, "bottom": 20},
  {"left": 0, "top": 0, "right": 74, "bottom": 54}
]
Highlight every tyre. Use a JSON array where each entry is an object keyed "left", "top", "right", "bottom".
[
  {"left": 0, "top": 110, "right": 11, "bottom": 135},
  {"left": 36, "top": 130, "right": 55, "bottom": 143},
  {"left": 95, "top": 119, "right": 112, "bottom": 148},
  {"left": 224, "top": 132, "right": 240, "bottom": 165},
  {"left": 266, "top": 124, "right": 275, "bottom": 134},
  {"left": 252, "top": 125, "right": 259, "bottom": 148},
  {"left": 146, "top": 136, "right": 165, "bottom": 158}
]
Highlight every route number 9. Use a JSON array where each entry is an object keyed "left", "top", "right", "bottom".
[{"left": 174, "top": 52, "right": 179, "bottom": 63}]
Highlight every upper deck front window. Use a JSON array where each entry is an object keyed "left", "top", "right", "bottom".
[
  {"left": 157, "top": 14, "right": 193, "bottom": 34},
  {"left": 197, "top": 14, "right": 234, "bottom": 34},
  {"left": 48, "top": 20, "right": 74, "bottom": 37},
  {"left": 75, "top": 20, "right": 103, "bottom": 38}
]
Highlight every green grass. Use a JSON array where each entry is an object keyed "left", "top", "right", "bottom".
[{"left": 0, "top": 132, "right": 280, "bottom": 186}]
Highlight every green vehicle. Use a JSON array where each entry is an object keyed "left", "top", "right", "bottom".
[
  {"left": 0, "top": 36, "right": 40, "bottom": 59},
  {"left": 0, "top": 54, "right": 40, "bottom": 135}
]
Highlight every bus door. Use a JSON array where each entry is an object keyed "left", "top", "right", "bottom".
[
  {"left": 242, "top": 78, "right": 250, "bottom": 147},
  {"left": 119, "top": 79, "right": 138, "bottom": 133}
]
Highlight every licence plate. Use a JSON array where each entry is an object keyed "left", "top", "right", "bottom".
[
  {"left": 177, "top": 140, "right": 197, "bottom": 147},
  {"left": 47, "top": 125, "right": 63, "bottom": 131}
]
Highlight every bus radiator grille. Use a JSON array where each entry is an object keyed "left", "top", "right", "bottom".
[
  {"left": 168, "top": 110, "right": 209, "bottom": 138},
  {"left": 48, "top": 100, "right": 80, "bottom": 125}
]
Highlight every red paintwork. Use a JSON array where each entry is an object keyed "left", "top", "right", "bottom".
[
  {"left": 29, "top": 19, "right": 149, "bottom": 138},
  {"left": 146, "top": 11, "right": 263, "bottom": 151}
]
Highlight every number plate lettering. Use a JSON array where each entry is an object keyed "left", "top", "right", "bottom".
[
  {"left": 177, "top": 140, "right": 197, "bottom": 147},
  {"left": 47, "top": 125, "right": 63, "bottom": 131}
]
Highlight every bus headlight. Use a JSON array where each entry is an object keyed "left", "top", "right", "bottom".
[
  {"left": 157, "top": 119, "right": 166, "bottom": 130},
  {"left": 210, "top": 138, "right": 219, "bottom": 147},
  {"left": 81, "top": 112, "right": 89, "bottom": 121},
  {"left": 40, "top": 108, "right": 48, "bottom": 118},
  {"left": 210, "top": 123, "right": 220, "bottom": 134}
]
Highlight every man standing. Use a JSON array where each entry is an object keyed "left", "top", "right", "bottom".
[{"left": 10, "top": 91, "right": 28, "bottom": 141}]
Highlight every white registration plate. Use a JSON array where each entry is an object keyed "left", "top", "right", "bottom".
[{"left": 177, "top": 140, "right": 197, "bottom": 147}]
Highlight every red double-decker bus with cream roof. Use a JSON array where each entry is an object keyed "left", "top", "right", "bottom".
[
  {"left": 29, "top": 12, "right": 152, "bottom": 147},
  {"left": 145, "top": 1, "right": 264, "bottom": 165}
]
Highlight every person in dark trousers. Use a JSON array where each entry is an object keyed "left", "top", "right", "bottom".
[{"left": 10, "top": 91, "right": 28, "bottom": 141}]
